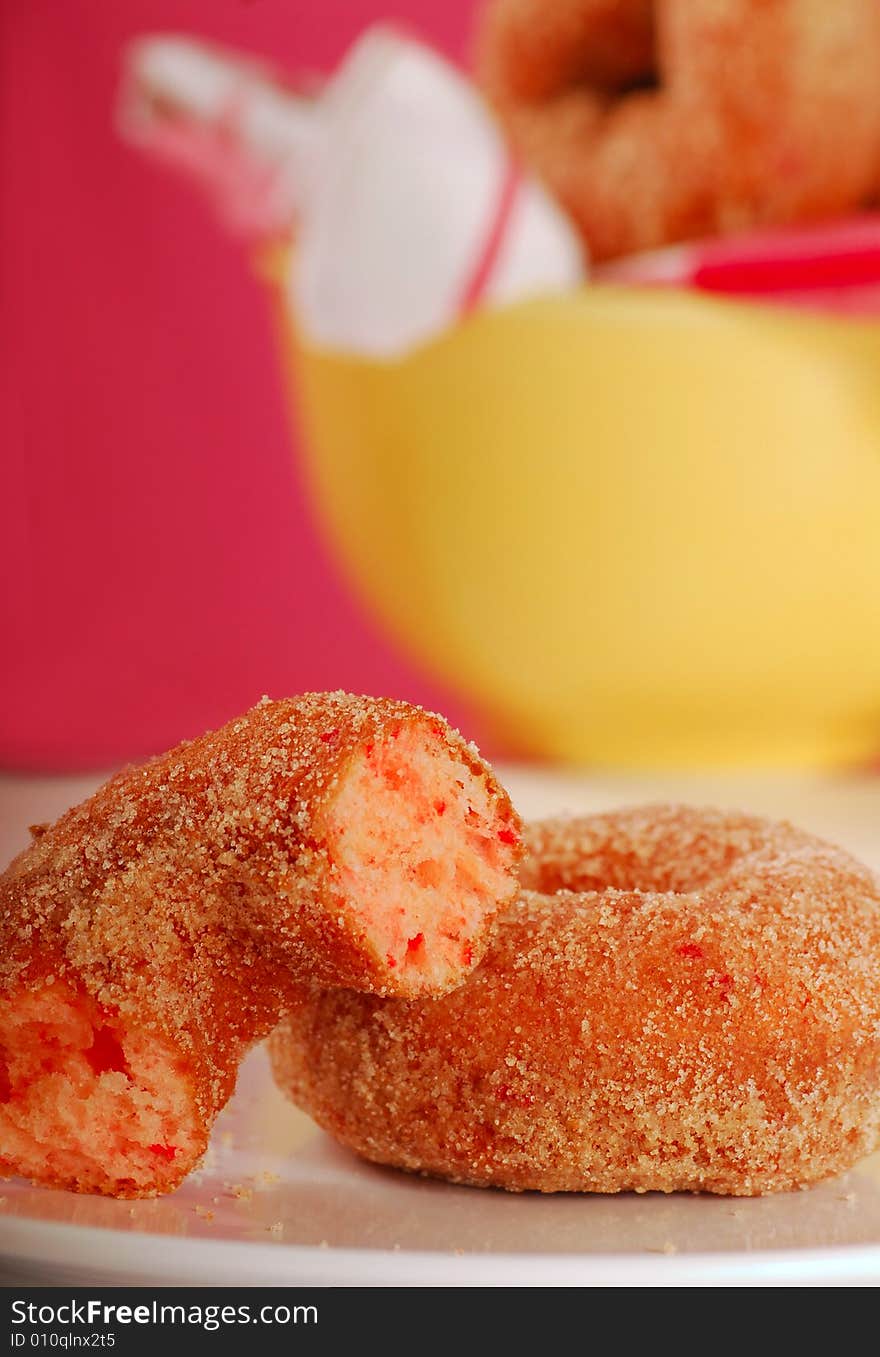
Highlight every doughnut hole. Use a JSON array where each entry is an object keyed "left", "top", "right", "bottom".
[
  {"left": 0, "top": 981, "right": 204, "bottom": 1197},
  {"left": 325, "top": 722, "right": 520, "bottom": 995},
  {"left": 481, "top": 0, "right": 657, "bottom": 101}
]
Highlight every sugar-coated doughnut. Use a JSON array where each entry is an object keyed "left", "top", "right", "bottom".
[
  {"left": 270, "top": 805, "right": 880, "bottom": 1195},
  {"left": 476, "top": 0, "right": 880, "bottom": 260},
  {"left": 0, "top": 692, "right": 520, "bottom": 1197}
]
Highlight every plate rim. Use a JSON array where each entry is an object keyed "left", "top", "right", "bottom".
[{"left": 4, "top": 1211, "right": 880, "bottom": 1287}]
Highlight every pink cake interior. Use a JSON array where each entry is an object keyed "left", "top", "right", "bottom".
[
  {"left": 0, "top": 981, "right": 203, "bottom": 1197},
  {"left": 325, "top": 722, "right": 519, "bottom": 991}
]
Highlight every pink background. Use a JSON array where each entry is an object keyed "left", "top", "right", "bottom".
[{"left": 1, "top": 0, "right": 481, "bottom": 771}]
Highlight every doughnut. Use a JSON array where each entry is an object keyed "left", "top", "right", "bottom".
[
  {"left": 476, "top": 0, "right": 880, "bottom": 260},
  {"left": 270, "top": 805, "right": 880, "bottom": 1195},
  {"left": 0, "top": 692, "right": 520, "bottom": 1197}
]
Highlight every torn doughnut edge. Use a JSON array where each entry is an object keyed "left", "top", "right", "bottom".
[
  {"left": 321, "top": 718, "right": 522, "bottom": 996},
  {"left": 0, "top": 981, "right": 205, "bottom": 1197}
]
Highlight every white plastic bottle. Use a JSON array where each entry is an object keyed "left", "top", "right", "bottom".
[{"left": 121, "top": 27, "right": 586, "bottom": 356}]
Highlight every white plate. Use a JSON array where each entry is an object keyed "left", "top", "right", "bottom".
[
  {"left": 5, "top": 1047, "right": 880, "bottom": 1287},
  {"left": 5, "top": 766, "right": 880, "bottom": 1287}
]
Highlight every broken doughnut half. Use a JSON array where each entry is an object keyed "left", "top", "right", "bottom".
[{"left": 0, "top": 692, "right": 521, "bottom": 1196}]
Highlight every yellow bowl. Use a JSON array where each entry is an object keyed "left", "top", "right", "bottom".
[{"left": 273, "top": 277, "right": 880, "bottom": 768}]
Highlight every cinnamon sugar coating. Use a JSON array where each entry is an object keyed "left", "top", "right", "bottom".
[
  {"left": 0, "top": 692, "right": 520, "bottom": 1196},
  {"left": 476, "top": 0, "right": 880, "bottom": 260},
  {"left": 270, "top": 805, "right": 880, "bottom": 1195}
]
